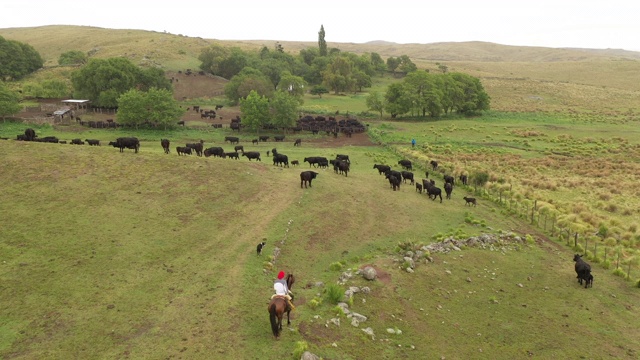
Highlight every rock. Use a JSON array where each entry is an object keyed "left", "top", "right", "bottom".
[
  {"left": 403, "top": 257, "right": 415, "bottom": 269},
  {"left": 362, "top": 327, "right": 375, "bottom": 339},
  {"left": 387, "top": 328, "right": 396, "bottom": 334},
  {"left": 106, "top": 304, "right": 115, "bottom": 309},
  {"left": 517, "top": 283, "right": 523, "bottom": 288},
  {"left": 445, "top": 270, "right": 452, "bottom": 275},
  {"left": 337, "top": 302, "right": 350, "bottom": 315},
  {"left": 332, "top": 342, "right": 338, "bottom": 347},
  {"left": 351, "top": 318, "right": 360, "bottom": 327},
  {"left": 406, "top": 267, "right": 414, "bottom": 273},
  {"left": 329, "top": 318, "right": 340, "bottom": 327},
  {"left": 314, "top": 281, "right": 324, "bottom": 287},
  {"left": 351, "top": 312, "right": 367, "bottom": 322},
  {"left": 360, "top": 286, "right": 371, "bottom": 294},
  {"left": 405, "top": 251, "right": 414, "bottom": 258},
  {"left": 301, "top": 351, "right": 321, "bottom": 360},
  {"left": 362, "top": 266, "right": 377, "bottom": 280},
  {"left": 466, "top": 277, "right": 472, "bottom": 282}
]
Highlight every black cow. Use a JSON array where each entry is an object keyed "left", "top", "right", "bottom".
[
  {"left": 385, "top": 173, "right": 401, "bottom": 191},
  {"left": 252, "top": 139, "right": 259, "bottom": 145},
  {"left": 85, "top": 139, "right": 100, "bottom": 146},
  {"left": 444, "top": 175, "right": 455, "bottom": 186},
  {"left": 333, "top": 160, "right": 349, "bottom": 177},
  {"left": 259, "top": 136, "right": 269, "bottom": 142},
  {"left": 293, "top": 139, "right": 302, "bottom": 146},
  {"left": 161, "top": 139, "right": 170, "bottom": 154},
  {"left": 336, "top": 154, "right": 350, "bottom": 163},
  {"left": 109, "top": 137, "right": 140, "bottom": 153},
  {"left": 24, "top": 128, "right": 36, "bottom": 141},
  {"left": 401, "top": 171, "right": 414, "bottom": 184},
  {"left": 243, "top": 151, "right": 261, "bottom": 161},
  {"left": 398, "top": 159, "right": 412, "bottom": 170},
  {"left": 177, "top": 120, "right": 185, "bottom": 126},
  {"left": 273, "top": 153, "right": 289, "bottom": 167},
  {"left": 463, "top": 196, "right": 477, "bottom": 206},
  {"left": 459, "top": 174, "right": 468, "bottom": 185},
  {"left": 215, "top": 104, "right": 224, "bottom": 110},
  {"left": 176, "top": 146, "right": 192, "bottom": 155},
  {"left": 234, "top": 145, "right": 244, "bottom": 153},
  {"left": 271, "top": 148, "right": 278, "bottom": 156},
  {"left": 274, "top": 135, "right": 285, "bottom": 142},
  {"left": 204, "top": 147, "right": 225, "bottom": 158},
  {"left": 225, "top": 151, "right": 239, "bottom": 159},
  {"left": 416, "top": 183, "right": 423, "bottom": 193},
  {"left": 424, "top": 183, "right": 442, "bottom": 202},
  {"left": 300, "top": 171, "right": 319, "bottom": 188},
  {"left": 35, "top": 136, "right": 59, "bottom": 143},
  {"left": 186, "top": 141, "right": 204, "bottom": 156},
  {"left": 373, "top": 164, "right": 391, "bottom": 175},
  {"left": 384, "top": 169, "right": 402, "bottom": 183},
  {"left": 444, "top": 182, "right": 453, "bottom": 199},
  {"left": 430, "top": 160, "right": 438, "bottom": 171},
  {"left": 304, "top": 156, "right": 327, "bottom": 168},
  {"left": 71, "top": 138, "right": 85, "bottom": 145},
  {"left": 225, "top": 136, "right": 239, "bottom": 144},
  {"left": 573, "top": 254, "right": 592, "bottom": 288},
  {"left": 291, "top": 160, "right": 299, "bottom": 166}
]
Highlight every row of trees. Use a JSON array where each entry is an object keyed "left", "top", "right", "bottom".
[
  {"left": 366, "top": 71, "right": 490, "bottom": 118},
  {"left": 0, "top": 36, "right": 44, "bottom": 81},
  {"left": 240, "top": 90, "right": 299, "bottom": 133}
]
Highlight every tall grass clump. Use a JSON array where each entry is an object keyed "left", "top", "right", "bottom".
[
  {"left": 292, "top": 341, "right": 309, "bottom": 360},
  {"left": 324, "top": 284, "right": 344, "bottom": 304}
]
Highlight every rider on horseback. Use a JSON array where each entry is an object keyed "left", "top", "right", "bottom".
[{"left": 272, "top": 271, "right": 295, "bottom": 310}]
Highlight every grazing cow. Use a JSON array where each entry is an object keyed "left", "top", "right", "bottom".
[
  {"left": 161, "top": 139, "right": 170, "bottom": 154},
  {"left": 444, "top": 175, "right": 455, "bottom": 186},
  {"left": 385, "top": 173, "right": 401, "bottom": 191},
  {"left": 401, "top": 171, "right": 415, "bottom": 184},
  {"left": 333, "top": 160, "right": 349, "bottom": 177},
  {"left": 225, "top": 151, "right": 239, "bottom": 159},
  {"left": 24, "top": 128, "right": 36, "bottom": 141},
  {"left": 177, "top": 120, "right": 185, "bottom": 126},
  {"left": 373, "top": 164, "right": 391, "bottom": 175},
  {"left": 273, "top": 153, "right": 289, "bottom": 167},
  {"left": 425, "top": 183, "right": 443, "bottom": 203},
  {"left": 274, "top": 135, "right": 285, "bottom": 142},
  {"left": 271, "top": 148, "right": 278, "bottom": 156},
  {"left": 108, "top": 137, "right": 140, "bottom": 153},
  {"left": 234, "top": 145, "right": 244, "bottom": 153},
  {"left": 252, "top": 139, "right": 259, "bottom": 144},
  {"left": 225, "top": 136, "right": 240, "bottom": 144},
  {"left": 293, "top": 139, "right": 301, "bottom": 146},
  {"left": 203, "top": 147, "right": 225, "bottom": 158},
  {"left": 300, "top": 171, "right": 319, "bottom": 188},
  {"left": 59, "top": 141, "right": 67, "bottom": 144},
  {"left": 459, "top": 174, "right": 468, "bottom": 186},
  {"left": 186, "top": 140, "right": 204, "bottom": 157},
  {"left": 85, "top": 139, "right": 100, "bottom": 146},
  {"left": 336, "top": 154, "right": 350, "bottom": 163},
  {"left": 444, "top": 182, "right": 453, "bottom": 199},
  {"left": 256, "top": 241, "right": 266, "bottom": 255},
  {"left": 304, "top": 156, "right": 327, "bottom": 168},
  {"left": 215, "top": 105, "right": 224, "bottom": 110},
  {"left": 259, "top": 135, "right": 269, "bottom": 142},
  {"left": 416, "top": 183, "right": 423, "bottom": 193},
  {"left": 243, "top": 151, "right": 261, "bottom": 161},
  {"left": 176, "top": 146, "right": 192, "bottom": 156},
  {"left": 71, "top": 138, "right": 85, "bottom": 145},
  {"left": 384, "top": 169, "right": 402, "bottom": 183},
  {"left": 291, "top": 160, "right": 299, "bottom": 166},
  {"left": 35, "top": 136, "right": 58, "bottom": 143},
  {"left": 430, "top": 160, "right": 438, "bottom": 171},
  {"left": 398, "top": 159, "right": 412, "bottom": 170},
  {"left": 573, "top": 254, "right": 592, "bottom": 288},
  {"left": 317, "top": 158, "right": 329, "bottom": 168},
  {"left": 463, "top": 196, "right": 477, "bottom": 206}
]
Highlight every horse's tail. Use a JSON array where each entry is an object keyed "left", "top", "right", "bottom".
[{"left": 269, "top": 303, "right": 279, "bottom": 338}]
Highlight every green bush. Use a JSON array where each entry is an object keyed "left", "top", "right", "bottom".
[
  {"left": 329, "top": 262, "right": 343, "bottom": 271},
  {"left": 308, "top": 298, "right": 322, "bottom": 309},
  {"left": 292, "top": 341, "right": 308, "bottom": 360},
  {"left": 612, "top": 268, "right": 627, "bottom": 278},
  {"left": 602, "top": 260, "right": 611, "bottom": 269},
  {"left": 525, "top": 234, "right": 535, "bottom": 244},
  {"left": 324, "top": 283, "right": 344, "bottom": 304}
]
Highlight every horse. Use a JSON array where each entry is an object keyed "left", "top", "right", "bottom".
[{"left": 268, "top": 273, "right": 295, "bottom": 339}]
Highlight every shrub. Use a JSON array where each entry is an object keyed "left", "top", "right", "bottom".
[
  {"left": 292, "top": 341, "right": 308, "bottom": 360},
  {"left": 635, "top": 279, "right": 640, "bottom": 288},
  {"left": 308, "top": 298, "right": 322, "bottom": 310},
  {"left": 525, "top": 234, "right": 535, "bottom": 244},
  {"left": 602, "top": 260, "right": 611, "bottom": 270},
  {"left": 612, "top": 268, "right": 627, "bottom": 278},
  {"left": 329, "top": 262, "right": 343, "bottom": 271},
  {"left": 324, "top": 284, "right": 344, "bottom": 304}
]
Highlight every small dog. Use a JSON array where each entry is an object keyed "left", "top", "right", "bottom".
[{"left": 256, "top": 241, "right": 266, "bottom": 255}]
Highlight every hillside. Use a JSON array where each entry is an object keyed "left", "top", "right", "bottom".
[{"left": 3, "top": 25, "right": 640, "bottom": 114}]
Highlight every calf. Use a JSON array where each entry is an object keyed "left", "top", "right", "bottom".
[
  {"left": 85, "top": 139, "right": 100, "bottom": 146},
  {"left": 259, "top": 135, "right": 269, "bottom": 142},
  {"left": 186, "top": 141, "right": 204, "bottom": 157},
  {"left": 293, "top": 138, "right": 302, "bottom": 146},
  {"left": 459, "top": 174, "right": 468, "bottom": 185},
  {"left": 176, "top": 146, "right": 192, "bottom": 156},
  {"left": 274, "top": 135, "right": 285, "bottom": 142},
  {"left": 273, "top": 153, "right": 289, "bottom": 167},
  {"left": 225, "top": 151, "right": 239, "bottom": 159},
  {"left": 234, "top": 145, "right": 244, "bottom": 153},
  {"left": 291, "top": 160, "right": 299, "bottom": 166},
  {"left": 416, "top": 183, "right": 423, "bottom": 193},
  {"left": 463, "top": 196, "right": 477, "bottom": 206},
  {"left": 71, "top": 138, "right": 84, "bottom": 145},
  {"left": 430, "top": 160, "right": 438, "bottom": 171},
  {"left": 252, "top": 139, "right": 259, "bottom": 144},
  {"left": 300, "top": 171, "right": 319, "bottom": 188}
]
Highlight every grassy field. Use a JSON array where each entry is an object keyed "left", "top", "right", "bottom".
[{"left": 1, "top": 120, "right": 639, "bottom": 359}]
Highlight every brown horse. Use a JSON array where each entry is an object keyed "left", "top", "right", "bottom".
[{"left": 268, "top": 273, "right": 295, "bottom": 339}]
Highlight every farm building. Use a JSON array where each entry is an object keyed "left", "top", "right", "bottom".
[{"left": 61, "top": 99, "right": 90, "bottom": 115}]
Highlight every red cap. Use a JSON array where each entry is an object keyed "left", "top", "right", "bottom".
[{"left": 277, "top": 271, "right": 285, "bottom": 279}]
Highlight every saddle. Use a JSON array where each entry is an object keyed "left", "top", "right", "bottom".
[{"left": 270, "top": 295, "right": 295, "bottom": 311}]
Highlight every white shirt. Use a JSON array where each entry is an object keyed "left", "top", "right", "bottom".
[{"left": 274, "top": 282, "right": 287, "bottom": 296}]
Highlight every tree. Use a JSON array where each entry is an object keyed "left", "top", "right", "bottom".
[
  {"left": 318, "top": 25, "right": 327, "bottom": 56},
  {"left": 323, "top": 56, "right": 354, "bottom": 94},
  {"left": 449, "top": 73, "right": 491, "bottom": 114},
  {"left": 277, "top": 71, "right": 306, "bottom": 104},
  {"left": 23, "top": 79, "right": 71, "bottom": 99},
  {"left": 470, "top": 171, "right": 490, "bottom": 192},
  {"left": 384, "top": 83, "right": 410, "bottom": 118},
  {"left": 270, "top": 90, "right": 299, "bottom": 131},
  {"left": 199, "top": 45, "right": 249, "bottom": 79},
  {"left": 224, "top": 67, "right": 273, "bottom": 104},
  {"left": 399, "top": 55, "right": 417, "bottom": 73},
  {"left": 117, "top": 88, "right": 184, "bottom": 129},
  {"left": 0, "top": 36, "right": 44, "bottom": 80},
  {"left": 0, "top": 82, "right": 21, "bottom": 121},
  {"left": 71, "top": 58, "right": 171, "bottom": 108},
  {"left": 58, "top": 50, "right": 88, "bottom": 66},
  {"left": 370, "top": 52, "right": 386, "bottom": 75},
  {"left": 258, "top": 58, "right": 288, "bottom": 90},
  {"left": 352, "top": 70, "right": 372, "bottom": 92},
  {"left": 240, "top": 90, "right": 271, "bottom": 133},
  {"left": 365, "top": 91, "right": 385, "bottom": 119},
  {"left": 310, "top": 85, "right": 328, "bottom": 98},
  {"left": 386, "top": 57, "right": 401, "bottom": 75}
]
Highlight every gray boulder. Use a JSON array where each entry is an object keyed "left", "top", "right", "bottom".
[
  {"left": 301, "top": 351, "right": 320, "bottom": 360},
  {"left": 362, "top": 266, "right": 377, "bottom": 280}
]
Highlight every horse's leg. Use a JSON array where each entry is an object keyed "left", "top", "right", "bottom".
[{"left": 287, "top": 309, "right": 291, "bottom": 325}]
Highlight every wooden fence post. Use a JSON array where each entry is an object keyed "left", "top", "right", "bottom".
[{"left": 574, "top": 232, "right": 578, "bottom": 248}]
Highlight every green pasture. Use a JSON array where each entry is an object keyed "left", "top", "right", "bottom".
[{"left": 1, "top": 118, "right": 639, "bottom": 359}]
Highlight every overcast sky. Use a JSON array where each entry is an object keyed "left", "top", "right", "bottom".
[{"left": 3, "top": 0, "right": 639, "bottom": 51}]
